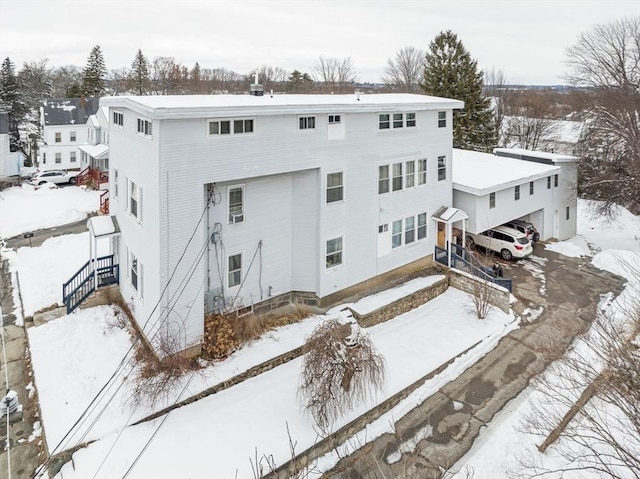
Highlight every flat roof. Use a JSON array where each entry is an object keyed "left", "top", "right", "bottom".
[
  {"left": 493, "top": 147, "right": 578, "bottom": 163},
  {"left": 100, "top": 93, "right": 464, "bottom": 119},
  {"left": 452, "top": 148, "right": 560, "bottom": 196}
]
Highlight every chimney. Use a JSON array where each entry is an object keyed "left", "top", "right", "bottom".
[{"left": 250, "top": 71, "right": 264, "bottom": 96}]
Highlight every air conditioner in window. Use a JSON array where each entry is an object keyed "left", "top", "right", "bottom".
[{"left": 230, "top": 213, "right": 244, "bottom": 224}]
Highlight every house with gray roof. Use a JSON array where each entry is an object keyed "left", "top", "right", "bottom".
[{"left": 38, "top": 98, "right": 100, "bottom": 171}]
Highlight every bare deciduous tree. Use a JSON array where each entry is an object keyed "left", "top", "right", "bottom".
[
  {"left": 484, "top": 67, "right": 509, "bottom": 146},
  {"left": 382, "top": 46, "right": 424, "bottom": 93},
  {"left": 298, "top": 319, "right": 385, "bottom": 429},
  {"left": 150, "top": 56, "right": 177, "bottom": 95},
  {"left": 520, "top": 281, "right": 640, "bottom": 479},
  {"left": 566, "top": 17, "right": 640, "bottom": 216},
  {"left": 312, "top": 55, "right": 357, "bottom": 93}
]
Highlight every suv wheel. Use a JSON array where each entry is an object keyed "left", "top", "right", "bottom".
[
  {"left": 69, "top": 177, "right": 76, "bottom": 185},
  {"left": 501, "top": 248, "right": 513, "bottom": 260},
  {"left": 533, "top": 232, "right": 540, "bottom": 243}
]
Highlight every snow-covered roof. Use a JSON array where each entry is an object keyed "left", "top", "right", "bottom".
[
  {"left": 87, "top": 215, "right": 119, "bottom": 238},
  {"left": 78, "top": 144, "right": 109, "bottom": 159},
  {"left": 100, "top": 93, "right": 464, "bottom": 119},
  {"left": 493, "top": 148, "right": 578, "bottom": 163},
  {"left": 452, "top": 148, "right": 560, "bottom": 196},
  {"left": 432, "top": 206, "right": 469, "bottom": 223},
  {"left": 41, "top": 98, "right": 100, "bottom": 126}
]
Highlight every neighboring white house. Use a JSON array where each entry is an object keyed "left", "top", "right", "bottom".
[
  {"left": 38, "top": 98, "right": 100, "bottom": 171},
  {"left": 79, "top": 106, "right": 109, "bottom": 174},
  {"left": 0, "top": 110, "right": 26, "bottom": 178},
  {"left": 98, "top": 92, "right": 464, "bottom": 355},
  {"left": 452, "top": 148, "right": 577, "bottom": 241}
]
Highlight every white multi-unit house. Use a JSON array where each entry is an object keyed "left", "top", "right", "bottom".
[
  {"left": 452, "top": 148, "right": 578, "bottom": 241},
  {"left": 97, "top": 92, "right": 463, "bottom": 355},
  {"left": 38, "top": 98, "right": 100, "bottom": 171},
  {"left": 76, "top": 91, "right": 578, "bottom": 356},
  {"left": 79, "top": 106, "right": 110, "bottom": 175}
]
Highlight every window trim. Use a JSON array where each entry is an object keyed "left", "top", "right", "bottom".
[
  {"left": 326, "top": 171, "right": 344, "bottom": 204},
  {"left": 55, "top": 152, "right": 62, "bottom": 164},
  {"left": 54, "top": 132, "right": 61, "bottom": 143},
  {"left": 379, "top": 111, "right": 416, "bottom": 130},
  {"left": 70, "top": 131, "right": 76, "bottom": 142},
  {"left": 489, "top": 192, "right": 496, "bottom": 209},
  {"left": 298, "top": 116, "right": 316, "bottom": 130},
  {"left": 391, "top": 212, "right": 429, "bottom": 250},
  {"left": 328, "top": 114, "right": 341, "bottom": 124},
  {"left": 437, "top": 111, "right": 447, "bottom": 128},
  {"left": 113, "top": 111, "right": 124, "bottom": 127},
  {"left": 70, "top": 151, "right": 76, "bottom": 163},
  {"left": 325, "top": 236, "right": 344, "bottom": 270},
  {"left": 547, "top": 176, "right": 552, "bottom": 189},
  {"left": 113, "top": 169, "right": 119, "bottom": 199},
  {"left": 378, "top": 165, "right": 390, "bottom": 195},
  {"left": 529, "top": 181, "right": 534, "bottom": 195},
  {"left": 392, "top": 162, "right": 403, "bottom": 191},
  {"left": 566, "top": 206, "right": 570, "bottom": 220},
  {"left": 228, "top": 184, "right": 244, "bottom": 223},
  {"left": 228, "top": 252, "right": 243, "bottom": 289},
  {"left": 437, "top": 155, "right": 447, "bottom": 181},
  {"left": 554, "top": 174, "right": 559, "bottom": 187},
  {"left": 137, "top": 118, "right": 153, "bottom": 138},
  {"left": 405, "top": 160, "right": 415, "bottom": 188},
  {"left": 128, "top": 179, "right": 142, "bottom": 224},
  {"left": 515, "top": 185, "right": 520, "bottom": 201},
  {"left": 417, "top": 159, "right": 427, "bottom": 185}
]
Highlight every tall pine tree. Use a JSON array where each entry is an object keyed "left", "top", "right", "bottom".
[
  {"left": 0, "top": 57, "right": 27, "bottom": 150},
  {"left": 130, "top": 49, "right": 150, "bottom": 95},
  {"left": 82, "top": 45, "right": 106, "bottom": 97},
  {"left": 422, "top": 31, "right": 496, "bottom": 151}
]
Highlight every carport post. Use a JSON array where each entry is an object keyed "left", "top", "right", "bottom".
[{"left": 447, "top": 221, "right": 452, "bottom": 267}]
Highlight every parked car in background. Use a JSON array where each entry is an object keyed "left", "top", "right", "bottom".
[
  {"left": 466, "top": 225, "right": 533, "bottom": 260},
  {"left": 503, "top": 219, "right": 540, "bottom": 243},
  {"left": 29, "top": 170, "right": 78, "bottom": 186}
]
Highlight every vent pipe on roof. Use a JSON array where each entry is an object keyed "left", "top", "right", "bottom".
[{"left": 250, "top": 71, "right": 264, "bottom": 96}]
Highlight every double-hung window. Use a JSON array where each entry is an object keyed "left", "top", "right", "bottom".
[
  {"left": 326, "top": 172, "right": 343, "bottom": 203},
  {"left": 392, "top": 163, "right": 403, "bottom": 191},
  {"left": 438, "top": 111, "right": 446, "bottom": 128},
  {"left": 326, "top": 237, "right": 343, "bottom": 269},
  {"left": 437, "top": 156, "right": 446, "bottom": 181},
  {"left": 405, "top": 161, "right": 415, "bottom": 188},
  {"left": 209, "top": 120, "right": 231, "bottom": 135},
  {"left": 70, "top": 131, "right": 76, "bottom": 142},
  {"left": 530, "top": 181, "right": 534, "bottom": 195},
  {"left": 228, "top": 186, "right": 244, "bottom": 223},
  {"left": 228, "top": 253, "right": 242, "bottom": 288},
  {"left": 55, "top": 153, "right": 61, "bottom": 164},
  {"left": 554, "top": 174, "right": 559, "bottom": 187},
  {"left": 70, "top": 151, "right": 76, "bottom": 162},
  {"left": 489, "top": 192, "right": 496, "bottom": 209},
  {"left": 378, "top": 165, "right": 390, "bottom": 194},
  {"left": 405, "top": 216, "right": 415, "bottom": 244},
  {"left": 393, "top": 113, "right": 404, "bottom": 128},
  {"left": 417, "top": 213, "right": 427, "bottom": 240},
  {"left": 379, "top": 114, "right": 390, "bottom": 130},
  {"left": 547, "top": 176, "right": 552, "bottom": 189},
  {"left": 418, "top": 159, "right": 427, "bottom": 185},
  {"left": 113, "top": 169, "right": 119, "bottom": 199},
  {"left": 391, "top": 220, "right": 402, "bottom": 248},
  {"left": 55, "top": 132, "right": 61, "bottom": 143},
  {"left": 127, "top": 249, "right": 143, "bottom": 298},
  {"left": 406, "top": 112, "right": 416, "bottom": 127},
  {"left": 129, "top": 180, "right": 142, "bottom": 222},
  {"left": 299, "top": 116, "right": 316, "bottom": 130},
  {"left": 515, "top": 185, "right": 520, "bottom": 201}
]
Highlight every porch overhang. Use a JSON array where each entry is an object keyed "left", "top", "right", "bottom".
[
  {"left": 79, "top": 144, "right": 109, "bottom": 160},
  {"left": 88, "top": 215, "right": 120, "bottom": 239}
]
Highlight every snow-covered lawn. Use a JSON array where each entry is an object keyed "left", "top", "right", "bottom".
[
  {"left": 25, "top": 255, "right": 516, "bottom": 478},
  {"left": 0, "top": 183, "right": 100, "bottom": 239},
  {"left": 449, "top": 200, "right": 640, "bottom": 478}
]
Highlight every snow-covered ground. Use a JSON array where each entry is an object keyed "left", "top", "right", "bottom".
[
  {"left": 449, "top": 200, "right": 640, "bottom": 478},
  {"left": 0, "top": 183, "right": 101, "bottom": 239},
  {"left": 5, "top": 190, "right": 638, "bottom": 478}
]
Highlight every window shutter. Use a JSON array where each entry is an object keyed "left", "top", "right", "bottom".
[
  {"left": 139, "top": 263, "right": 144, "bottom": 299},
  {"left": 125, "top": 247, "right": 130, "bottom": 278}
]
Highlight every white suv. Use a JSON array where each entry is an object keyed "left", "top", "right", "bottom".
[
  {"left": 466, "top": 225, "right": 533, "bottom": 260},
  {"left": 29, "top": 170, "right": 78, "bottom": 186}
]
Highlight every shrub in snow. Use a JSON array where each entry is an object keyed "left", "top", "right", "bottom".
[{"left": 298, "top": 318, "right": 386, "bottom": 429}]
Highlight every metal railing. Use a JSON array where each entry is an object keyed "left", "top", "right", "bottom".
[
  {"left": 62, "top": 255, "right": 119, "bottom": 314},
  {"left": 435, "top": 245, "right": 512, "bottom": 292}
]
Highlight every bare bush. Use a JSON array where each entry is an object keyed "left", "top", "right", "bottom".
[
  {"left": 298, "top": 319, "right": 386, "bottom": 429},
  {"left": 468, "top": 276, "right": 494, "bottom": 320},
  {"left": 130, "top": 327, "right": 201, "bottom": 407}
]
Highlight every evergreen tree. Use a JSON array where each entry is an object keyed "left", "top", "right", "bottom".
[
  {"left": 81, "top": 45, "right": 106, "bottom": 97},
  {"left": 190, "top": 62, "right": 202, "bottom": 93},
  {"left": 0, "top": 57, "right": 27, "bottom": 150},
  {"left": 130, "top": 49, "right": 150, "bottom": 95},
  {"left": 422, "top": 30, "right": 496, "bottom": 151}
]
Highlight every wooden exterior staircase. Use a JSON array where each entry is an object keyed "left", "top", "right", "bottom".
[{"left": 62, "top": 255, "right": 119, "bottom": 314}]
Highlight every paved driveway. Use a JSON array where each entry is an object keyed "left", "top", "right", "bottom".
[{"left": 323, "top": 243, "right": 625, "bottom": 479}]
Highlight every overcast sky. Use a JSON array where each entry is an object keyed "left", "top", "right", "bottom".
[{"left": 1, "top": 0, "right": 639, "bottom": 85}]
